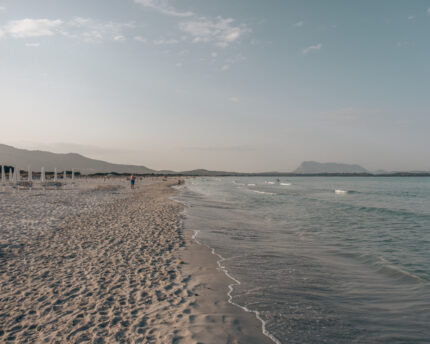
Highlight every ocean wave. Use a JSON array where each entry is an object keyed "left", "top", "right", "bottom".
[
  {"left": 247, "top": 183, "right": 256, "bottom": 186},
  {"left": 251, "top": 190, "right": 276, "bottom": 195},
  {"left": 280, "top": 183, "right": 292, "bottom": 186},
  {"left": 376, "top": 257, "right": 427, "bottom": 283},
  {"left": 334, "top": 189, "right": 360, "bottom": 194},
  {"left": 335, "top": 189, "right": 349, "bottom": 194}
]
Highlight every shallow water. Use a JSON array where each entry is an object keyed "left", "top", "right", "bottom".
[{"left": 178, "top": 177, "right": 430, "bottom": 344}]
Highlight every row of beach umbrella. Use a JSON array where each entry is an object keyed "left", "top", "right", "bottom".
[{"left": 1, "top": 166, "right": 76, "bottom": 187}]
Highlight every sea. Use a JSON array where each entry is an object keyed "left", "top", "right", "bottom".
[{"left": 177, "top": 177, "right": 430, "bottom": 344}]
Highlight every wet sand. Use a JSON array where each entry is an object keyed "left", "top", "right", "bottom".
[{"left": 0, "top": 179, "right": 272, "bottom": 343}]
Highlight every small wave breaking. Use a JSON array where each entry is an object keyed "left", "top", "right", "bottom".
[
  {"left": 251, "top": 190, "right": 276, "bottom": 195},
  {"left": 335, "top": 189, "right": 349, "bottom": 194}
]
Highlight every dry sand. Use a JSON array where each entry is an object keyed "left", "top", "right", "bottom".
[{"left": 0, "top": 179, "right": 272, "bottom": 343}]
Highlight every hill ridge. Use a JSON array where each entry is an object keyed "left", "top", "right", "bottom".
[{"left": 0, "top": 144, "right": 154, "bottom": 174}]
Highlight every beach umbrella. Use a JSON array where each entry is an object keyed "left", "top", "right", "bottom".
[
  {"left": 16, "top": 168, "right": 20, "bottom": 182},
  {"left": 28, "top": 166, "right": 32, "bottom": 182},
  {"left": 63, "top": 171, "right": 67, "bottom": 184},
  {"left": 12, "top": 168, "right": 17, "bottom": 185},
  {"left": 54, "top": 168, "right": 58, "bottom": 182},
  {"left": 41, "top": 167, "right": 46, "bottom": 184},
  {"left": 1, "top": 166, "right": 5, "bottom": 186},
  {"left": 72, "top": 169, "right": 75, "bottom": 183},
  {"left": 9, "top": 169, "right": 13, "bottom": 182},
  {"left": 1, "top": 166, "right": 5, "bottom": 185}
]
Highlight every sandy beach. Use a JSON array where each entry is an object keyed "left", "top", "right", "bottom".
[{"left": 0, "top": 178, "right": 271, "bottom": 343}]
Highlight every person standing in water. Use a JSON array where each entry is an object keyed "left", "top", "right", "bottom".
[{"left": 130, "top": 174, "right": 136, "bottom": 189}]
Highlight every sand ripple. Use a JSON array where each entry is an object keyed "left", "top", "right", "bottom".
[{"left": 0, "top": 181, "right": 200, "bottom": 343}]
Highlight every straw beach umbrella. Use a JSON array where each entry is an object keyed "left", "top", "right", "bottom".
[
  {"left": 12, "top": 168, "right": 17, "bottom": 185},
  {"left": 54, "top": 168, "right": 58, "bottom": 182},
  {"left": 41, "top": 167, "right": 46, "bottom": 185},
  {"left": 28, "top": 166, "right": 32, "bottom": 182},
  {"left": 1, "top": 165, "right": 5, "bottom": 186}
]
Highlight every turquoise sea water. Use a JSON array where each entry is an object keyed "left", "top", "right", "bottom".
[{"left": 178, "top": 177, "right": 430, "bottom": 344}]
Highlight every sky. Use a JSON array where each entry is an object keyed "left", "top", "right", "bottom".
[{"left": 0, "top": 0, "right": 429, "bottom": 172}]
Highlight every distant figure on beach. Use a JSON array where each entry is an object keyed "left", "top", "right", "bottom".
[{"left": 130, "top": 174, "right": 136, "bottom": 189}]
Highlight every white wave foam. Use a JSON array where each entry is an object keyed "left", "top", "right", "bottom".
[
  {"left": 251, "top": 190, "right": 276, "bottom": 195},
  {"left": 335, "top": 189, "right": 348, "bottom": 194},
  {"left": 265, "top": 181, "right": 275, "bottom": 185},
  {"left": 191, "top": 230, "right": 282, "bottom": 344},
  {"left": 280, "top": 183, "right": 291, "bottom": 186},
  {"left": 247, "top": 183, "right": 256, "bottom": 186}
]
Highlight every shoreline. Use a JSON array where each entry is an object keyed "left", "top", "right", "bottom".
[
  {"left": 187, "top": 229, "right": 281, "bottom": 344},
  {"left": 171, "top": 182, "right": 275, "bottom": 343},
  {"left": 0, "top": 178, "right": 273, "bottom": 343},
  {"left": 177, "top": 227, "right": 274, "bottom": 344}
]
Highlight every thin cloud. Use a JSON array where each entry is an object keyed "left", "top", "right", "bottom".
[
  {"left": 179, "top": 16, "right": 250, "bottom": 47},
  {"left": 1, "top": 17, "right": 133, "bottom": 43},
  {"left": 134, "top": 0, "right": 193, "bottom": 17},
  {"left": 25, "top": 42, "right": 41, "bottom": 47},
  {"left": 408, "top": 15, "right": 415, "bottom": 20},
  {"left": 218, "top": 53, "right": 246, "bottom": 71},
  {"left": 5, "top": 18, "right": 63, "bottom": 38},
  {"left": 229, "top": 97, "right": 240, "bottom": 103},
  {"left": 66, "top": 17, "right": 134, "bottom": 43},
  {"left": 134, "top": 35, "right": 147, "bottom": 42},
  {"left": 0, "top": 6, "right": 7, "bottom": 12},
  {"left": 428, "top": 7, "right": 430, "bottom": 15},
  {"left": 294, "top": 21, "right": 304, "bottom": 27},
  {"left": 302, "top": 43, "right": 322, "bottom": 54},
  {"left": 113, "top": 35, "right": 125, "bottom": 41},
  {"left": 136, "top": 1, "right": 251, "bottom": 49}
]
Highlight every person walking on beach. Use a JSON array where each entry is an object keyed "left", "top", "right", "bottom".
[{"left": 130, "top": 174, "right": 136, "bottom": 189}]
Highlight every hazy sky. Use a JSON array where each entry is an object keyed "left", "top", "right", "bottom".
[{"left": 1, "top": 0, "right": 429, "bottom": 172}]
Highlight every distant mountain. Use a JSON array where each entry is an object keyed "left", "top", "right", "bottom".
[
  {"left": 294, "top": 161, "right": 368, "bottom": 174},
  {"left": 0, "top": 144, "right": 154, "bottom": 174},
  {"left": 4, "top": 144, "right": 425, "bottom": 176}
]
